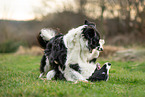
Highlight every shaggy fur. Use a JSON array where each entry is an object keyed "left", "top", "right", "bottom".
[{"left": 37, "top": 20, "right": 109, "bottom": 82}]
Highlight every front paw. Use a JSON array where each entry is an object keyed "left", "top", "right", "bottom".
[{"left": 96, "top": 63, "right": 101, "bottom": 70}]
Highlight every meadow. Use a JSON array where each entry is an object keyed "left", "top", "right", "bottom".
[{"left": 0, "top": 54, "right": 145, "bottom": 97}]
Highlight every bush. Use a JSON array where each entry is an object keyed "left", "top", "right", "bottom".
[{"left": 0, "top": 40, "right": 27, "bottom": 53}]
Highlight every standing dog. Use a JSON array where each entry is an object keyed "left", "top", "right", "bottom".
[{"left": 37, "top": 20, "right": 110, "bottom": 82}]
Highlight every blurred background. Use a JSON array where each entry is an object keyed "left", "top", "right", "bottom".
[{"left": 0, "top": 0, "right": 145, "bottom": 59}]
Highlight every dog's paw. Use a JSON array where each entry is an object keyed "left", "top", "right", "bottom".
[
  {"left": 39, "top": 73, "right": 44, "bottom": 78},
  {"left": 96, "top": 62, "right": 101, "bottom": 70},
  {"left": 46, "top": 70, "right": 55, "bottom": 80}
]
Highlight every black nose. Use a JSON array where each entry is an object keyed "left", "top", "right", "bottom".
[
  {"left": 108, "top": 63, "right": 111, "bottom": 66},
  {"left": 97, "top": 47, "right": 103, "bottom": 51}
]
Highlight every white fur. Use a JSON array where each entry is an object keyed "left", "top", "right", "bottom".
[
  {"left": 39, "top": 73, "right": 44, "bottom": 78},
  {"left": 40, "top": 28, "right": 56, "bottom": 41},
  {"left": 46, "top": 70, "right": 56, "bottom": 80},
  {"left": 44, "top": 57, "right": 51, "bottom": 73},
  {"left": 100, "top": 39, "right": 105, "bottom": 46},
  {"left": 105, "top": 62, "right": 111, "bottom": 81},
  {"left": 106, "top": 62, "right": 111, "bottom": 75},
  {"left": 98, "top": 39, "right": 105, "bottom": 51},
  {"left": 40, "top": 25, "right": 105, "bottom": 82},
  {"left": 39, "top": 28, "right": 56, "bottom": 79},
  {"left": 88, "top": 39, "right": 105, "bottom": 62},
  {"left": 39, "top": 57, "right": 51, "bottom": 78},
  {"left": 63, "top": 25, "right": 97, "bottom": 81},
  {"left": 87, "top": 49, "right": 100, "bottom": 62},
  {"left": 63, "top": 25, "right": 87, "bottom": 48}
]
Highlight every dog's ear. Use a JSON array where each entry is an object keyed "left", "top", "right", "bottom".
[
  {"left": 84, "top": 20, "right": 96, "bottom": 27},
  {"left": 84, "top": 20, "right": 89, "bottom": 24}
]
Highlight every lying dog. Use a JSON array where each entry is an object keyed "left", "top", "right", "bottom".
[
  {"left": 88, "top": 62, "right": 111, "bottom": 81},
  {"left": 37, "top": 20, "right": 109, "bottom": 82}
]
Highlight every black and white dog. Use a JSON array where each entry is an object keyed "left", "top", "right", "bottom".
[
  {"left": 37, "top": 20, "right": 111, "bottom": 82},
  {"left": 88, "top": 62, "right": 111, "bottom": 82}
]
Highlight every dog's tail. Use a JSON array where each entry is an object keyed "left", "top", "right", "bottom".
[{"left": 37, "top": 28, "right": 56, "bottom": 49}]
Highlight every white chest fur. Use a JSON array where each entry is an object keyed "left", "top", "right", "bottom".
[
  {"left": 78, "top": 61, "right": 96, "bottom": 79},
  {"left": 63, "top": 26, "right": 97, "bottom": 80}
]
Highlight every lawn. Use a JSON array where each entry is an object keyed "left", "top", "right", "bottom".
[{"left": 0, "top": 54, "right": 145, "bottom": 97}]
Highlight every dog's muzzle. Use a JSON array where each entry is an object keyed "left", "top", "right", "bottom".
[{"left": 97, "top": 46, "right": 103, "bottom": 51}]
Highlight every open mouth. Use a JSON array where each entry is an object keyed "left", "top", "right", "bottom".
[{"left": 96, "top": 63, "right": 101, "bottom": 70}]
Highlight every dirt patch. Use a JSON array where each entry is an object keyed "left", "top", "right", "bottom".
[
  {"left": 99, "top": 45, "right": 124, "bottom": 58},
  {"left": 15, "top": 46, "right": 43, "bottom": 56},
  {"left": 100, "top": 45, "right": 145, "bottom": 61},
  {"left": 114, "top": 49, "right": 145, "bottom": 61}
]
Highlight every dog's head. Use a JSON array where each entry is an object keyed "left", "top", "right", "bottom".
[
  {"left": 88, "top": 62, "right": 111, "bottom": 82},
  {"left": 82, "top": 20, "right": 101, "bottom": 52}
]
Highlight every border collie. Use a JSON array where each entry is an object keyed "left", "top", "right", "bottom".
[
  {"left": 37, "top": 20, "right": 109, "bottom": 82},
  {"left": 88, "top": 62, "right": 111, "bottom": 82}
]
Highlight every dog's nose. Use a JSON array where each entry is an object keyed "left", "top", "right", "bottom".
[
  {"left": 97, "top": 47, "right": 103, "bottom": 51},
  {"left": 100, "top": 48, "right": 103, "bottom": 51},
  {"left": 108, "top": 63, "right": 111, "bottom": 66}
]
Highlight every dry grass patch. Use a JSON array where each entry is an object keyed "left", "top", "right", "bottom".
[{"left": 15, "top": 46, "right": 43, "bottom": 56}]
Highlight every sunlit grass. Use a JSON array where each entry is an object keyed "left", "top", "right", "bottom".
[{"left": 0, "top": 54, "right": 145, "bottom": 97}]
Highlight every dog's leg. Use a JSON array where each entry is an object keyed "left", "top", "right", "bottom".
[
  {"left": 44, "top": 57, "right": 51, "bottom": 73},
  {"left": 46, "top": 70, "right": 56, "bottom": 80},
  {"left": 88, "top": 49, "right": 99, "bottom": 63},
  {"left": 71, "top": 70, "right": 88, "bottom": 82},
  {"left": 39, "top": 73, "right": 44, "bottom": 78},
  {"left": 39, "top": 55, "right": 51, "bottom": 78},
  {"left": 63, "top": 67, "right": 87, "bottom": 82},
  {"left": 39, "top": 55, "right": 46, "bottom": 78}
]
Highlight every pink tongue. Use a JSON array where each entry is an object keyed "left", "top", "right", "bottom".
[{"left": 97, "top": 63, "right": 101, "bottom": 70}]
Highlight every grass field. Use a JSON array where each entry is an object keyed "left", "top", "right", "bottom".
[{"left": 0, "top": 54, "right": 145, "bottom": 97}]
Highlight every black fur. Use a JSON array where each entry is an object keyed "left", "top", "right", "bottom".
[
  {"left": 37, "top": 32, "right": 48, "bottom": 49},
  {"left": 44, "top": 34, "right": 67, "bottom": 70},
  {"left": 70, "top": 64, "right": 81, "bottom": 73},
  {"left": 88, "top": 63, "right": 111, "bottom": 82},
  {"left": 85, "top": 20, "right": 96, "bottom": 27},
  {"left": 40, "top": 55, "right": 46, "bottom": 73},
  {"left": 82, "top": 20, "right": 100, "bottom": 52},
  {"left": 43, "top": 34, "right": 67, "bottom": 80},
  {"left": 89, "top": 58, "right": 97, "bottom": 63},
  {"left": 39, "top": 55, "right": 65, "bottom": 80},
  {"left": 54, "top": 72, "right": 65, "bottom": 80},
  {"left": 38, "top": 20, "right": 102, "bottom": 80}
]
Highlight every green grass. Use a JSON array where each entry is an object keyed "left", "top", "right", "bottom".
[{"left": 0, "top": 54, "right": 145, "bottom": 97}]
